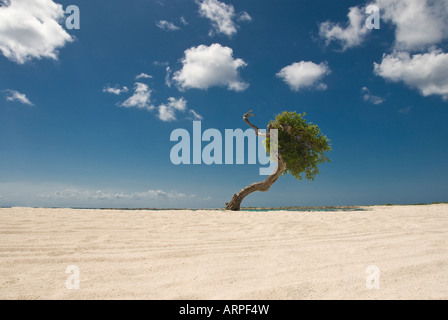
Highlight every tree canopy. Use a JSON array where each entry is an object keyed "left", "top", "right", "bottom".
[{"left": 266, "top": 111, "right": 331, "bottom": 181}]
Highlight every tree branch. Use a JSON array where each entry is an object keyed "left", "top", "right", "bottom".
[{"left": 243, "top": 110, "right": 266, "bottom": 137}]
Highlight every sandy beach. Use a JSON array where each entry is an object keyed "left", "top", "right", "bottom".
[{"left": 0, "top": 204, "right": 447, "bottom": 300}]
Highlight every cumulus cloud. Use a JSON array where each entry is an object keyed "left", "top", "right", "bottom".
[
  {"left": 158, "top": 97, "right": 187, "bottom": 122},
  {"left": 158, "top": 104, "right": 176, "bottom": 122},
  {"left": 376, "top": 0, "right": 448, "bottom": 51},
  {"left": 197, "top": 0, "right": 251, "bottom": 37},
  {"left": 106, "top": 77, "right": 203, "bottom": 121},
  {"left": 319, "top": 0, "right": 448, "bottom": 52},
  {"left": 135, "top": 73, "right": 152, "bottom": 80},
  {"left": 173, "top": 43, "right": 248, "bottom": 91},
  {"left": 319, "top": 1, "right": 448, "bottom": 101},
  {"left": 276, "top": 61, "right": 331, "bottom": 91},
  {"left": 157, "top": 97, "right": 202, "bottom": 122},
  {"left": 4, "top": 89, "right": 33, "bottom": 105},
  {"left": 0, "top": 0, "right": 73, "bottom": 64},
  {"left": 156, "top": 20, "right": 180, "bottom": 31},
  {"left": 103, "top": 85, "right": 129, "bottom": 95},
  {"left": 166, "top": 97, "right": 187, "bottom": 112},
  {"left": 374, "top": 50, "right": 448, "bottom": 101},
  {"left": 119, "top": 82, "right": 153, "bottom": 110},
  {"left": 361, "top": 87, "right": 385, "bottom": 104},
  {"left": 319, "top": 6, "right": 369, "bottom": 51}
]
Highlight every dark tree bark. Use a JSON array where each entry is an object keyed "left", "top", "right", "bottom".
[{"left": 225, "top": 111, "right": 287, "bottom": 211}]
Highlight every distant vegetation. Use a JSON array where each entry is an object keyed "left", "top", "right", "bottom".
[{"left": 382, "top": 202, "right": 448, "bottom": 206}]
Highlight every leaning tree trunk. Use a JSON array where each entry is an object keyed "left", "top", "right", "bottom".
[
  {"left": 225, "top": 155, "right": 286, "bottom": 211},
  {"left": 225, "top": 110, "right": 287, "bottom": 211}
]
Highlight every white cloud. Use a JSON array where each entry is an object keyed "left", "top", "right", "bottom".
[
  {"left": 0, "top": 182, "right": 203, "bottom": 207},
  {"left": 165, "top": 66, "right": 173, "bottom": 87},
  {"left": 154, "top": 61, "right": 169, "bottom": 67},
  {"left": 361, "top": 87, "right": 385, "bottom": 105},
  {"left": 0, "top": 0, "right": 73, "bottom": 64},
  {"left": 153, "top": 62, "right": 173, "bottom": 87},
  {"left": 103, "top": 85, "right": 129, "bottom": 95},
  {"left": 157, "top": 97, "right": 203, "bottom": 122},
  {"left": 119, "top": 82, "right": 153, "bottom": 110},
  {"left": 135, "top": 73, "right": 152, "bottom": 80},
  {"left": 156, "top": 20, "right": 180, "bottom": 31},
  {"left": 173, "top": 43, "right": 248, "bottom": 91},
  {"left": 197, "top": 0, "right": 250, "bottom": 37},
  {"left": 37, "top": 189, "right": 82, "bottom": 199},
  {"left": 105, "top": 76, "right": 201, "bottom": 121},
  {"left": 180, "top": 16, "right": 188, "bottom": 25},
  {"left": 238, "top": 11, "right": 252, "bottom": 22},
  {"left": 158, "top": 104, "right": 176, "bottom": 122},
  {"left": 130, "top": 190, "right": 191, "bottom": 201},
  {"left": 319, "top": 1, "right": 448, "bottom": 52},
  {"left": 376, "top": 0, "right": 448, "bottom": 51},
  {"left": 157, "top": 97, "right": 188, "bottom": 122},
  {"left": 167, "top": 97, "right": 187, "bottom": 111},
  {"left": 276, "top": 61, "right": 331, "bottom": 91},
  {"left": 197, "top": 0, "right": 236, "bottom": 36},
  {"left": 398, "top": 106, "right": 411, "bottom": 114},
  {"left": 319, "top": 6, "right": 369, "bottom": 51},
  {"left": 189, "top": 109, "right": 203, "bottom": 120},
  {"left": 37, "top": 189, "right": 193, "bottom": 201},
  {"left": 4, "top": 89, "right": 33, "bottom": 105},
  {"left": 374, "top": 50, "right": 448, "bottom": 101}
]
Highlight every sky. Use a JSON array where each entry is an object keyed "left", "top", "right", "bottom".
[{"left": 0, "top": 0, "right": 448, "bottom": 208}]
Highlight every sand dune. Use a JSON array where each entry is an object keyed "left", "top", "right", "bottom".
[{"left": 0, "top": 204, "right": 447, "bottom": 299}]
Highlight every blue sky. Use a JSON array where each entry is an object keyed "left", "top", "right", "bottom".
[{"left": 1, "top": 0, "right": 448, "bottom": 208}]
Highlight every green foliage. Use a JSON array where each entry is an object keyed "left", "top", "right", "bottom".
[{"left": 266, "top": 111, "right": 331, "bottom": 181}]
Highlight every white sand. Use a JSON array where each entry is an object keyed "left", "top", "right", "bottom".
[{"left": 0, "top": 204, "right": 447, "bottom": 300}]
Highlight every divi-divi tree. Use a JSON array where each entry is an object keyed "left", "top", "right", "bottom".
[{"left": 225, "top": 111, "right": 332, "bottom": 211}]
